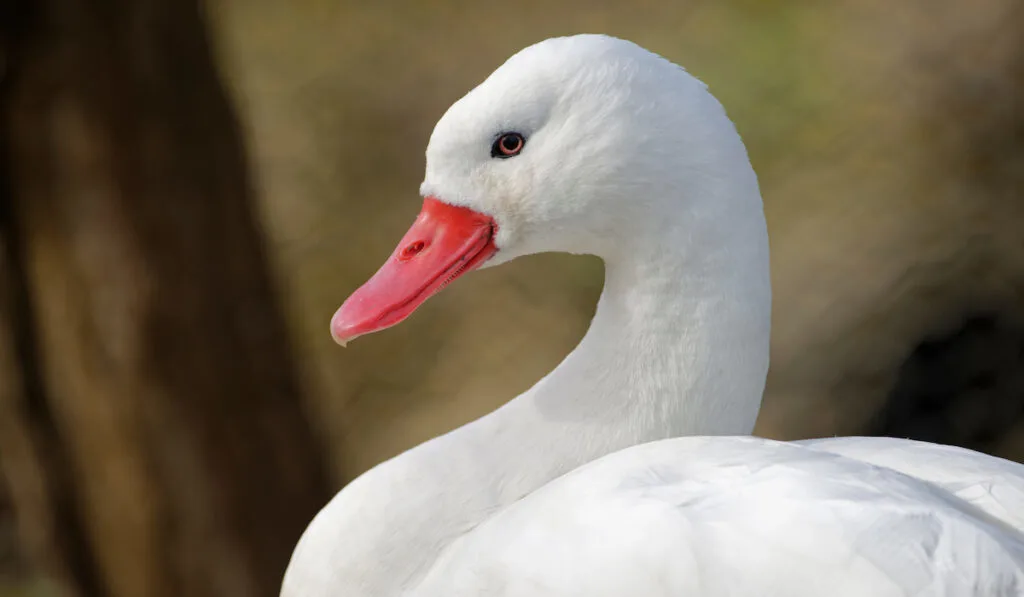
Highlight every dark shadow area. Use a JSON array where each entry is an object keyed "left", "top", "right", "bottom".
[{"left": 872, "top": 312, "right": 1024, "bottom": 454}]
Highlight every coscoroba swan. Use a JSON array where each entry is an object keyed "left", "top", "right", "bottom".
[{"left": 282, "top": 34, "right": 1024, "bottom": 597}]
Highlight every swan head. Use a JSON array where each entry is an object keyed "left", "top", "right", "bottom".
[{"left": 332, "top": 33, "right": 763, "bottom": 345}]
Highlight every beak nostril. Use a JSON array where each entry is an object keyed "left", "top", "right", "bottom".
[{"left": 400, "top": 240, "right": 427, "bottom": 259}]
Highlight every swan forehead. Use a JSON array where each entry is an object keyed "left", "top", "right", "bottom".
[
  {"left": 429, "top": 35, "right": 622, "bottom": 135},
  {"left": 420, "top": 35, "right": 673, "bottom": 198},
  {"left": 424, "top": 62, "right": 557, "bottom": 174}
]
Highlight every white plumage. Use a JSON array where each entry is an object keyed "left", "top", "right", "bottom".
[
  {"left": 282, "top": 34, "right": 1024, "bottom": 597},
  {"left": 416, "top": 437, "right": 1024, "bottom": 596}
]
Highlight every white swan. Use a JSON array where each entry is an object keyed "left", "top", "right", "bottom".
[{"left": 281, "top": 34, "right": 1024, "bottom": 597}]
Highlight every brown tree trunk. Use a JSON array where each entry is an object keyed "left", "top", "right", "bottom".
[{"left": 0, "top": 1, "right": 333, "bottom": 597}]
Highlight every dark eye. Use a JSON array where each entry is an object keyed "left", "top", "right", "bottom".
[{"left": 491, "top": 132, "right": 525, "bottom": 158}]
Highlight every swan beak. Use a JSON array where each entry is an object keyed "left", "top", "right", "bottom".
[{"left": 331, "top": 197, "right": 498, "bottom": 346}]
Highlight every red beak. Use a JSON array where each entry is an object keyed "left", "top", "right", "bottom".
[{"left": 331, "top": 197, "right": 497, "bottom": 345}]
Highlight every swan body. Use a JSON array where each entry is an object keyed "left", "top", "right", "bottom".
[
  {"left": 416, "top": 436, "right": 1024, "bottom": 597},
  {"left": 282, "top": 34, "right": 1024, "bottom": 597}
]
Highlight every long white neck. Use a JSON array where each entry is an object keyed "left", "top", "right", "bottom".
[{"left": 281, "top": 176, "right": 771, "bottom": 597}]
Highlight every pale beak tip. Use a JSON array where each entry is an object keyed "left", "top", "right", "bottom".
[{"left": 330, "top": 312, "right": 355, "bottom": 347}]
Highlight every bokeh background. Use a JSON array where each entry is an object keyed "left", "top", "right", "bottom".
[{"left": 2, "top": 0, "right": 1023, "bottom": 596}]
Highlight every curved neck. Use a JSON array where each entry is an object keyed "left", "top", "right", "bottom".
[
  {"left": 470, "top": 207, "right": 772, "bottom": 499},
  {"left": 281, "top": 186, "right": 771, "bottom": 597}
]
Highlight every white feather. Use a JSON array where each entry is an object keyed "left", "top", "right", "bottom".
[{"left": 281, "top": 34, "right": 1024, "bottom": 597}]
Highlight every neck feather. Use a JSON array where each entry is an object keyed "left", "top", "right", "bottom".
[{"left": 281, "top": 181, "right": 771, "bottom": 597}]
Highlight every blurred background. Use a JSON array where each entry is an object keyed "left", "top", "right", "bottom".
[{"left": 1, "top": 0, "right": 1023, "bottom": 596}]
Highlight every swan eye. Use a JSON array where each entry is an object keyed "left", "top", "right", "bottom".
[{"left": 491, "top": 132, "right": 525, "bottom": 158}]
